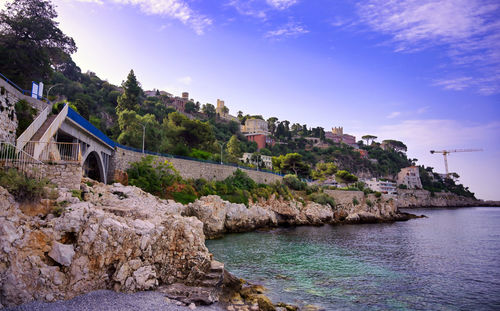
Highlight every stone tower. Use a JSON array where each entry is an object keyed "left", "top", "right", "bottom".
[{"left": 332, "top": 127, "right": 343, "bottom": 136}]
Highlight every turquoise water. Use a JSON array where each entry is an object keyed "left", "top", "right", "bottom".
[{"left": 206, "top": 207, "right": 500, "bottom": 310}]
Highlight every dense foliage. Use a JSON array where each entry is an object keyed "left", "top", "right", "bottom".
[{"left": 0, "top": 168, "right": 51, "bottom": 202}]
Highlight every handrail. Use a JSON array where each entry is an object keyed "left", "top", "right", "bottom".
[
  {"left": 33, "top": 104, "right": 68, "bottom": 159},
  {"left": 16, "top": 105, "right": 50, "bottom": 151},
  {"left": 0, "top": 72, "right": 49, "bottom": 102},
  {"left": 0, "top": 142, "right": 44, "bottom": 180},
  {"left": 20, "top": 141, "right": 81, "bottom": 163}
]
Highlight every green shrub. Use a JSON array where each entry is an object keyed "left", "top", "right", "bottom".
[
  {"left": 71, "top": 189, "right": 83, "bottom": 201},
  {"left": 283, "top": 174, "right": 306, "bottom": 191},
  {"left": 0, "top": 168, "right": 50, "bottom": 202},
  {"left": 352, "top": 197, "right": 359, "bottom": 206},
  {"left": 366, "top": 199, "right": 373, "bottom": 207},
  {"left": 375, "top": 191, "right": 382, "bottom": 198},
  {"left": 305, "top": 184, "right": 320, "bottom": 195},
  {"left": 172, "top": 191, "right": 197, "bottom": 204},
  {"left": 309, "top": 192, "right": 336, "bottom": 208},
  {"left": 15, "top": 100, "right": 37, "bottom": 137},
  {"left": 188, "top": 148, "right": 212, "bottom": 160},
  {"left": 224, "top": 169, "right": 256, "bottom": 191},
  {"left": 127, "top": 156, "right": 180, "bottom": 197},
  {"left": 398, "top": 184, "right": 408, "bottom": 189}
]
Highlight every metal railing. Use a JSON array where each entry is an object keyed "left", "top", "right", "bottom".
[
  {"left": 0, "top": 72, "right": 50, "bottom": 102},
  {"left": 0, "top": 142, "right": 44, "bottom": 179},
  {"left": 20, "top": 141, "right": 81, "bottom": 163}
]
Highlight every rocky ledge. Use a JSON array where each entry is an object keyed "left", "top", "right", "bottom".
[
  {"left": 0, "top": 181, "right": 246, "bottom": 308},
  {"left": 185, "top": 189, "right": 418, "bottom": 239}
]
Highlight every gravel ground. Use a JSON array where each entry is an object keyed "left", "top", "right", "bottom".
[{"left": 3, "top": 290, "right": 225, "bottom": 311}]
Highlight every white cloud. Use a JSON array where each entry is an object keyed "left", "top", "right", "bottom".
[
  {"left": 74, "top": 0, "right": 212, "bottom": 35},
  {"left": 177, "top": 76, "right": 192, "bottom": 85},
  {"left": 228, "top": 0, "right": 268, "bottom": 19},
  {"left": 386, "top": 111, "right": 401, "bottom": 119},
  {"left": 266, "top": 0, "right": 298, "bottom": 10},
  {"left": 356, "top": 0, "right": 500, "bottom": 94},
  {"left": 265, "top": 20, "right": 308, "bottom": 39}
]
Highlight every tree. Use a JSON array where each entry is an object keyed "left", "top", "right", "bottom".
[
  {"left": 267, "top": 117, "right": 278, "bottom": 136},
  {"left": 335, "top": 170, "right": 358, "bottom": 184},
  {"left": 184, "top": 101, "right": 196, "bottom": 114},
  {"left": 272, "top": 153, "right": 310, "bottom": 177},
  {"left": 161, "top": 111, "right": 215, "bottom": 153},
  {"left": 227, "top": 135, "right": 242, "bottom": 158},
  {"left": 0, "top": 0, "right": 77, "bottom": 88},
  {"left": 311, "top": 162, "right": 337, "bottom": 181},
  {"left": 202, "top": 103, "right": 216, "bottom": 119},
  {"left": 382, "top": 139, "right": 407, "bottom": 152},
  {"left": 362, "top": 135, "right": 377, "bottom": 145},
  {"left": 116, "top": 69, "right": 143, "bottom": 113}
]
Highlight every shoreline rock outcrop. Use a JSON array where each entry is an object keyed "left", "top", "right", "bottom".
[
  {"left": 0, "top": 182, "right": 238, "bottom": 308},
  {"left": 395, "top": 189, "right": 491, "bottom": 208}
]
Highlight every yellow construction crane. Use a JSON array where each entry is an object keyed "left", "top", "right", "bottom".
[{"left": 430, "top": 149, "right": 483, "bottom": 178}]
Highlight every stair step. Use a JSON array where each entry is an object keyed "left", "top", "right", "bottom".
[{"left": 31, "top": 115, "right": 57, "bottom": 142}]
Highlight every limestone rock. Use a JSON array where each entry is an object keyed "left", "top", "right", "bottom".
[
  {"left": 0, "top": 184, "right": 213, "bottom": 307},
  {"left": 48, "top": 242, "right": 75, "bottom": 267}
]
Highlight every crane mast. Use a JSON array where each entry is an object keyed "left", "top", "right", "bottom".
[{"left": 430, "top": 149, "right": 482, "bottom": 178}]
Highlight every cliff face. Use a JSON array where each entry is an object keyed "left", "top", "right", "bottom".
[{"left": 395, "top": 190, "right": 479, "bottom": 208}]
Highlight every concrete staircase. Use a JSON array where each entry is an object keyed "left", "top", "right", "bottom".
[{"left": 31, "top": 114, "right": 57, "bottom": 142}]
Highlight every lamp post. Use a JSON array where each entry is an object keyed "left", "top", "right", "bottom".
[
  {"left": 141, "top": 124, "right": 146, "bottom": 154},
  {"left": 46, "top": 83, "right": 63, "bottom": 102},
  {"left": 218, "top": 142, "right": 226, "bottom": 164}
]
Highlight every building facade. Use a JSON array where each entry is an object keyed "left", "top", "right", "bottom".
[
  {"left": 241, "top": 153, "right": 273, "bottom": 170},
  {"left": 363, "top": 178, "right": 397, "bottom": 194},
  {"left": 240, "top": 118, "right": 270, "bottom": 150},
  {"left": 397, "top": 166, "right": 423, "bottom": 189},
  {"left": 325, "top": 126, "right": 357, "bottom": 147}
]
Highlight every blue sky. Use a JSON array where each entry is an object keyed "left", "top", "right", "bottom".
[{"left": 3, "top": 0, "right": 499, "bottom": 199}]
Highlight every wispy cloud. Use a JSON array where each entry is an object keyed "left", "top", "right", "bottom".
[
  {"left": 266, "top": 0, "right": 298, "bottom": 10},
  {"left": 386, "top": 111, "right": 401, "bottom": 119},
  {"left": 265, "top": 20, "right": 308, "bottom": 39},
  {"left": 177, "top": 76, "right": 192, "bottom": 85},
  {"left": 228, "top": 0, "right": 268, "bottom": 19},
  {"left": 356, "top": 0, "right": 500, "bottom": 95},
  {"left": 228, "top": 0, "right": 299, "bottom": 19},
  {"left": 417, "top": 106, "right": 430, "bottom": 114},
  {"left": 74, "top": 0, "right": 212, "bottom": 35}
]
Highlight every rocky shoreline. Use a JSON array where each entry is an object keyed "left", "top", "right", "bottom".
[
  {"left": 395, "top": 189, "right": 495, "bottom": 208},
  {"left": 1, "top": 180, "right": 421, "bottom": 310}
]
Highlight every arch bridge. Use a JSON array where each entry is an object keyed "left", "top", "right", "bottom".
[{"left": 17, "top": 104, "right": 115, "bottom": 183}]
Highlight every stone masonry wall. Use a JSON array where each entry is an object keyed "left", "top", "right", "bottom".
[
  {"left": 110, "top": 147, "right": 283, "bottom": 184},
  {"left": 40, "top": 163, "right": 83, "bottom": 190},
  {"left": 0, "top": 78, "right": 47, "bottom": 143}
]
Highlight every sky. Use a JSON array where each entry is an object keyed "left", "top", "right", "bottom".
[{"left": 3, "top": 0, "right": 499, "bottom": 199}]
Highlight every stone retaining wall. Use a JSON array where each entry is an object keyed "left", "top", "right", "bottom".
[
  {"left": 110, "top": 147, "right": 282, "bottom": 184},
  {"left": 40, "top": 163, "right": 82, "bottom": 190}
]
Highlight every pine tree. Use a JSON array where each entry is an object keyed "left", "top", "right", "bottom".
[{"left": 116, "top": 69, "right": 143, "bottom": 113}]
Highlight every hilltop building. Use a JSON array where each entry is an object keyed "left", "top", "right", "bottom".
[
  {"left": 169, "top": 92, "right": 191, "bottom": 112},
  {"left": 363, "top": 178, "right": 397, "bottom": 194},
  {"left": 241, "top": 153, "right": 273, "bottom": 170},
  {"left": 215, "top": 99, "right": 238, "bottom": 122},
  {"left": 397, "top": 166, "right": 422, "bottom": 189},
  {"left": 144, "top": 90, "right": 172, "bottom": 98},
  {"left": 240, "top": 118, "right": 270, "bottom": 150},
  {"left": 325, "top": 127, "right": 357, "bottom": 147}
]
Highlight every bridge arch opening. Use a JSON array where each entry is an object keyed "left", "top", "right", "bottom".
[{"left": 83, "top": 151, "right": 104, "bottom": 183}]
